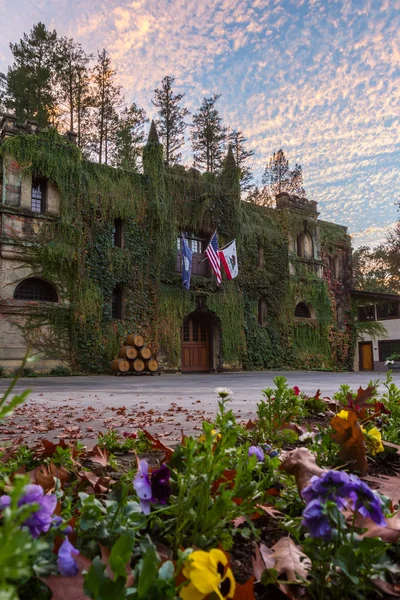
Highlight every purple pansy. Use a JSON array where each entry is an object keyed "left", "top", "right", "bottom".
[
  {"left": 248, "top": 446, "right": 265, "bottom": 462},
  {"left": 1, "top": 484, "right": 57, "bottom": 538},
  {"left": 133, "top": 461, "right": 171, "bottom": 514},
  {"left": 133, "top": 460, "right": 153, "bottom": 515},
  {"left": 302, "top": 498, "right": 332, "bottom": 539},
  {"left": 151, "top": 465, "right": 171, "bottom": 504},
  {"left": 348, "top": 476, "right": 386, "bottom": 526},
  {"left": 302, "top": 470, "right": 355, "bottom": 508},
  {"left": 57, "top": 538, "right": 79, "bottom": 577}
]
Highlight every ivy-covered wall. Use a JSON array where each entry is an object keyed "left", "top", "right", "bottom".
[{"left": 0, "top": 126, "right": 354, "bottom": 373}]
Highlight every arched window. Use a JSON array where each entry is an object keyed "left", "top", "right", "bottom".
[
  {"left": 111, "top": 285, "right": 123, "bottom": 320},
  {"left": 14, "top": 278, "right": 58, "bottom": 302},
  {"left": 258, "top": 298, "right": 268, "bottom": 326},
  {"left": 294, "top": 302, "right": 311, "bottom": 318}
]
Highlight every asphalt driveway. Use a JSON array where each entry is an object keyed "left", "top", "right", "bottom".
[{"left": 0, "top": 370, "right": 396, "bottom": 446}]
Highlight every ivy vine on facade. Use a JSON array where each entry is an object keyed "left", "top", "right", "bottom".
[{"left": 0, "top": 114, "right": 353, "bottom": 373}]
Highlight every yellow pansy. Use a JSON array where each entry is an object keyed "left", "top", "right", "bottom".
[
  {"left": 198, "top": 429, "right": 222, "bottom": 443},
  {"left": 180, "top": 548, "right": 236, "bottom": 600},
  {"left": 362, "top": 427, "right": 384, "bottom": 456},
  {"left": 337, "top": 410, "right": 349, "bottom": 421}
]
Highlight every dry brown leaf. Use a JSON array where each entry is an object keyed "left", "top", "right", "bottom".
[
  {"left": 383, "top": 440, "right": 400, "bottom": 455},
  {"left": 232, "top": 576, "right": 256, "bottom": 599},
  {"left": 279, "top": 447, "right": 326, "bottom": 496},
  {"left": 331, "top": 410, "right": 368, "bottom": 475},
  {"left": 363, "top": 474, "right": 400, "bottom": 507},
  {"left": 347, "top": 385, "right": 376, "bottom": 411},
  {"left": 140, "top": 429, "right": 174, "bottom": 461},
  {"left": 29, "top": 464, "right": 69, "bottom": 492},
  {"left": 88, "top": 445, "right": 109, "bottom": 467},
  {"left": 271, "top": 537, "right": 311, "bottom": 599},
  {"left": 352, "top": 511, "right": 400, "bottom": 543},
  {"left": 252, "top": 542, "right": 274, "bottom": 582},
  {"left": 41, "top": 554, "right": 92, "bottom": 600},
  {"left": 372, "top": 578, "right": 400, "bottom": 597}
]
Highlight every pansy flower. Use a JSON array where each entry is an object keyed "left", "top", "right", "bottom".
[
  {"left": 180, "top": 548, "right": 235, "bottom": 600},
  {"left": 133, "top": 460, "right": 171, "bottom": 514},
  {"left": 362, "top": 427, "right": 384, "bottom": 456},
  {"left": 57, "top": 538, "right": 79, "bottom": 576},
  {"left": 248, "top": 446, "right": 264, "bottom": 462},
  {"left": 0, "top": 484, "right": 57, "bottom": 538}
]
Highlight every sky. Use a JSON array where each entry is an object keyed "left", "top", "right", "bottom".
[{"left": 0, "top": 0, "right": 399, "bottom": 247}]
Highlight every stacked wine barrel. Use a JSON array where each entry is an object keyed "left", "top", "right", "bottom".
[{"left": 111, "top": 333, "right": 159, "bottom": 375}]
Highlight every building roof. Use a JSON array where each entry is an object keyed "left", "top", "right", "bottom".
[{"left": 351, "top": 289, "right": 400, "bottom": 302}]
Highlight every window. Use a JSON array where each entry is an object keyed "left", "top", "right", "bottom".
[
  {"left": 334, "top": 255, "right": 342, "bottom": 280},
  {"left": 258, "top": 298, "right": 268, "bottom": 326},
  {"left": 297, "top": 232, "right": 313, "bottom": 259},
  {"left": 337, "top": 304, "right": 345, "bottom": 331},
  {"left": 31, "top": 178, "right": 46, "bottom": 213},
  {"left": 112, "top": 219, "right": 123, "bottom": 248},
  {"left": 294, "top": 302, "right": 311, "bottom": 318},
  {"left": 14, "top": 278, "right": 58, "bottom": 302},
  {"left": 377, "top": 302, "right": 400, "bottom": 320},
  {"left": 176, "top": 233, "right": 210, "bottom": 276},
  {"left": 357, "top": 305, "right": 375, "bottom": 322},
  {"left": 379, "top": 340, "right": 400, "bottom": 362},
  {"left": 111, "top": 285, "right": 123, "bottom": 320}
]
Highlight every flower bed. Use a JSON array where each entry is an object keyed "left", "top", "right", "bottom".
[{"left": 1, "top": 375, "right": 400, "bottom": 599}]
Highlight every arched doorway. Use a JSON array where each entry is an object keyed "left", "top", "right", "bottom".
[{"left": 181, "top": 311, "right": 221, "bottom": 372}]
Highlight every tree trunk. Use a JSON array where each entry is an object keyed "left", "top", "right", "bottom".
[
  {"left": 111, "top": 358, "right": 129, "bottom": 372},
  {"left": 140, "top": 346, "right": 152, "bottom": 360},
  {"left": 118, "top": 346, "right": 138, "bottom": 359},
  {"left": 130, "top": 358, "right": 145, "bottom": 372},
  {"left": 146, "top": 359, "right": 159, "bottom": 372}
]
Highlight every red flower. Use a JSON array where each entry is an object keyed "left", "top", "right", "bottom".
[{"left": 293, "top": 386, "right": 300, "bottom": 396}]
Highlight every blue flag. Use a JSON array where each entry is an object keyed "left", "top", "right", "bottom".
[{"left": 181, "top": 234, "right": 192, "bottom": 289}]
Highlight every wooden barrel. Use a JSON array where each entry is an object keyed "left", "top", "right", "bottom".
[
  {"left": 111, "top": 358, "right": 130, "bottom": 373},
  {"left": 118, "top": 345, "right": 138, "bottom": 359},
  {"left": 131, "top": 358, "right": 145, "bottom": 372},
  {"left": 140, "top": 346, "right": 152, "bottom": 360},
  {"left": 146, "top": 359, "right": 159, "bottom": 372},
  {"left": 125, "top": 334, "right": 144, "bottom": 347}
]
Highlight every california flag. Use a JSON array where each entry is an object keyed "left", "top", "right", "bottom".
[{"left": 219, "top": 240, "right": 239, "bottom": 280}]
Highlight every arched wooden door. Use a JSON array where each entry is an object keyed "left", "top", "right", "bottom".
[{"left": 182, "top": 316, "right": 210, "bottom": 372}]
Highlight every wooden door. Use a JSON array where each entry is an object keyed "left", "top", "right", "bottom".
[
  {"left": 182, "top": 318, "right": 209, "bottom": 371},
  {"left": 359, "top": 342, "right": 374, "bottom": 371}
]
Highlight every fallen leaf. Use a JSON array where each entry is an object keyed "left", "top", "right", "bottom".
[
  {"left": 279, "top": 448, "right": 326, "bottom": 496},
  {"left": 352, "top": 511, "right": 400, "bottom": 543},
  {"left": 347, "top": 385, "right": 376, "bottom": 413},
  {"left": 41, "top": 554, "right": 92, "bottom": 600},
  {"left": 30, "top": 464, "right": 69, "bottom": 492},
  {"left": 270, "top": 537, "right": 311, "bottom": 599},
  {"left": 331, "top": 409, "right": 368, "bottom": 475},
  {"left": 233, "top": 576, "right": 256, "bottom": 599},
  {"left": 372, "top": 578, "right": 400, "bottom": 597},
  {"left": 252, "top": 543, "right": 274, "bottom": 581},
  {"left": 363, "top": 474, "right": 400, "bottom": 507},
  {"left": 88, "top": 445, "right": 109, "bottom": 467},
  {"left": 140, "top": 429, "right": 174, "bottom": 461}
]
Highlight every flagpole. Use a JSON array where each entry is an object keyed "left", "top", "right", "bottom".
[{"left": 218, "top": 238, "right": 236, "bottom": 252}]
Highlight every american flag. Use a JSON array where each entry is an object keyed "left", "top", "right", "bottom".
[{"left": 205, "top": 231, "right": 222, "bottom": 285}]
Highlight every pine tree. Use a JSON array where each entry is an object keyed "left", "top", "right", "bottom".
[
  {"left": 152, "top": 76, "right": 189, "bottom": 166},
  {"left": 257, "top": 149, "right": 306, "bottom": 206},
  {"left": 6, "top": 23, "right": 58, "bottom": 127},
  {"left": 91, "top": 49, "right": 123, "bottom": 164},
  {"left": 113, "top": 103, "right": 148, "bottom": 171},
  {"left": 191, "top": 94, "right": 227, "bottom": 173},
  {"left": 56, "top": 37, "right": 92, "bottom": 142},
  {"left": 228, "top": 129, "right": 254, "bottom": 193}
]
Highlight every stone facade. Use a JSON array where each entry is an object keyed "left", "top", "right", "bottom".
[{"left": 0, "top": 116, "right": 354, "bottom": 374}]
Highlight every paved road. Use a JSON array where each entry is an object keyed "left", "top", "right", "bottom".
[{"left": 0, "top": 370, "right": 396, "bottom": 446}]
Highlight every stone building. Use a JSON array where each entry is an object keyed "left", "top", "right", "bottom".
[{"left": 0, "top": 114, "right": 353, "bottom": 374}]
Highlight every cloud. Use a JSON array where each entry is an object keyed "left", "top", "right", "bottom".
[{"left": 0, "top": 0, "right": 398, "bottom": 247}]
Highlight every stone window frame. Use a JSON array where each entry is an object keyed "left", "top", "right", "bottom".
[
  {"left": 31, "top": 177, "right": 47, "bottom": 213},
  {"left": 13, "top": 277, "right": 58, "bottom": 303}
]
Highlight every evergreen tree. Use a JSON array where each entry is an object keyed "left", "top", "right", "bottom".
[
  {"left": 191, "top": 94, "right": 227, "bottom": 173},
  {"left": 6, "top": 23, "right": 58, "bottom": 127},
  {"left": 257, "top": 149, "right": 306, "bottom": 206},
  {"left": 152, "top": 75, "right": 189, "bottom": 166},
  {"left": 228, "top": 129, "right": 254, "bottom": 193},
  {"left": 113, "top": 102, "right": 148, "bottom": 171},
  {"left": 56, "top": 36, "right": 92, "bottom": 143},
  {"left": 91, "top": 49, "right": 123, "bottom": 164},
  {"left": 0, "top": 73, "right": 7, "bottom": 113}
]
